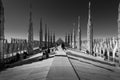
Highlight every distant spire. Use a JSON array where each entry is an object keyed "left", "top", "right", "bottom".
[
  {"left": 39, "top": 17, "right": 43, "bottom": 48},
  {"left": 77, "top": 16, "right": 81, "bottom": 50},
  {"left": 66, "top": 33, "right": 68, "bottom": 44},
  {"left": 67, "top": 33, "right": 69, "bottom": 45},
  {"left": 45, "top": 24, "right": 47, "bottom": 48},
  {"left": 78, "top": 16, "right": 80, "bottom": 34},
  {"left": 50, "top": 32, "right": 53, "bottom": 46},
  {"left": 70, "top": 32, "right": 72, "bottom": 47},
  {"left": 65, "top": 33, "right": 67, "bottom": 43},
  {"left": 53, "top": 32, "right": 55, "bottom": 43},
  {"left": 72, "top": 28, "right": 76, "bottom": 48},
  {"left": 48, "top": 28, "right": 50, "bottom": 48}
]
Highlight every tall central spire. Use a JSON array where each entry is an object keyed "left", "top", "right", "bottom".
[{"left": 87, "top": 1, "right": 93, "bottom": 54}]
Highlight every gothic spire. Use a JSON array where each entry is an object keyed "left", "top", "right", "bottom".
[
  {"left": 87, "top": 1, "right": 93, "bottom": 54},
  {"left": 53, "top": 32, "right": 55, "bottom": 43},
  {"left": 50, "top": 32, "right": 53, "bottom": 46},
  {"left": 77, "top": 16, "right": 81, "bottom": 50},
  {"left": 28, "top": 0, "right": 33, "bottom": 53},
  {"left": 48, "top": 28, "right": 50, "bottom": 48},
  {"left": 0, "top": 0, "right": 4, "bottom": 63},
  {"left": 0, "top": 0, "right": 4, "bottom": 40},
  {"left": 28, "top": 0, "right": 33, "bottom": 42},
  {"left": 45, "top": 24, "right": 47, "bottom": 48},
  {"left": 72, "top": 28, "right": 76, "bottom": 48},
  {"left": 39, "top": 17, "right": 43, "bottom": 48}
]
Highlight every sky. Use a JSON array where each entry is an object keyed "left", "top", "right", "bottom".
[{"left": 2, "top": 0, "right": 120, "bottom": 42}]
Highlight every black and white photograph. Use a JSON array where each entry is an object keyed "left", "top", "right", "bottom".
[{"left": 0, "top": 0, "right": 120, "bottom": 80}]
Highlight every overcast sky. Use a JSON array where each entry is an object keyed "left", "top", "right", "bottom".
[{"left": 2, "top": 0, "right": 120, "bottom": 41}]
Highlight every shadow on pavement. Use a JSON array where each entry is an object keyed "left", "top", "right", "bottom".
[
  {"left": 67, "top": 53, "right": 114, "bottom": 72},
  {"left": 0, "top": 55, "right": 54, "bottom": 72},
  {"left": 67, "top": 52, "right": 115, "bottom": 66}
]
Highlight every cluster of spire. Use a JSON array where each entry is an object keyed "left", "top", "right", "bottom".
[
  {"left": 65, "top": 2, "right": 120, "bottom": 55},
  {"left": 0, "top": 0, "right": 120, "bottom": 57},
  {"left": 65, "top": 2, "right": 92, "bottom": 53},
  {"left": 28, "top": 2, "right": 56, "bottom": 52}
]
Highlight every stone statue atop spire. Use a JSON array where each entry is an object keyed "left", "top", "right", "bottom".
[{"left": 87, "top": 1, "right": 93, "bottom": 54}]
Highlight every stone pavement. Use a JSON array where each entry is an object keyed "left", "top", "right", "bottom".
[
  {"left": 46, "top": 47, "right": 79, "bottom": 80},
  {"left": 67, "top": 49, "right": 115, "bottom": 66},
  {"left": 0, "top": 46, "right": 79, "bottom": 80},
  {"left": 1, "top": 46, "right": 120, "bottom": 80},
  {"left": 67, "top": 50, "right": 120, "bottom": 80},
  {"left": 0, "top": 53, "right": 54, "bottom": 80}
]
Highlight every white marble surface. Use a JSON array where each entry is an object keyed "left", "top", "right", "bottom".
[
  {"left": 68, "top": 50, "right": 120, "bottom": 80},
  {"left": 0, "top": 57, "right": 53, "bottom": 80},
  {"left": 46, "top": 47, "right": 79, "bottom": 80}
]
